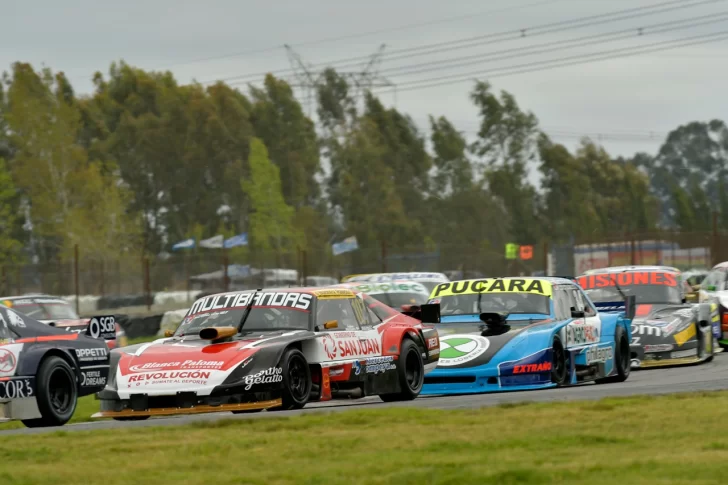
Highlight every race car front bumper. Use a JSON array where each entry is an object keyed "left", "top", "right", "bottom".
[
  {"left": 92, "top": 389, "right": 282, "bottom": 418},
  {"left": 630, "top": 342, "right": 702, "bottom": 368}
]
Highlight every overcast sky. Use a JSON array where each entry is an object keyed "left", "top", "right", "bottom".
[{"left": 3, "top": 0, "right": 727, "bottom": 161}]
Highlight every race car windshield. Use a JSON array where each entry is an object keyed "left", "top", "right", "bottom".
[
  {"left": 434, "top": 293, "right": 550, "bottom": 316},
  {"left": 369, "top": 292, "right": 429, "bottom": 307},
  {"left": 418, "top": 282, "right": 442, "bottom": 293},
  {"left": 175, "top": 307, "right": 311, "bottom": 336},
  {"left": 9, "top": 301, "right": 79, "bottom": 320},
  {"left": 583, "top": 285, "right": 682, "bottom": 305}
]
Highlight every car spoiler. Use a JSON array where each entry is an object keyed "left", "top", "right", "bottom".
[{"left": 593, "top": 295, "right": 636, "bottom": 321}]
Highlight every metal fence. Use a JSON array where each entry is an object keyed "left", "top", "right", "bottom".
[{"left": 0, "top": 229, "right": 725, "bottom": 303}]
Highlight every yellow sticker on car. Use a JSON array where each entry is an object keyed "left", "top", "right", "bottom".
[
  {"left": 430, "top": 278, "right": 553, "bottom": 298},
  {"left": 673, "top": 324, "right": 696, "bottom": 346}
]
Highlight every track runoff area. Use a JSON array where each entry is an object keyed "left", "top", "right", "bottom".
[{"left": 3, "top": 353, "right": 727, "bottom": 436}]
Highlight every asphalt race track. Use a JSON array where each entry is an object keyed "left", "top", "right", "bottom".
[{"left": 5, "top": 354, "right": 728, "bottom": 436}]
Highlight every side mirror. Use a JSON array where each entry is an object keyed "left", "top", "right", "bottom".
[
  {"left": 571, "top": 310, "right": 586, "bottom": 318},
  {"left": 419, "top": 303, "right": 441, "bottom": 324},
  {"left": 707, "top": 285, "right": 717, "bottom": 291},
  {"left": 164, "top": 329, "right": 174, "bottom": 337},
  {"left": 323, "top": 320, "right": 339, "bottom": 330}
]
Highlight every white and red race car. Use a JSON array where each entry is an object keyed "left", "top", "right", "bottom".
[{"left": 93, "top": 287, "right": 440, "bottom": 420}]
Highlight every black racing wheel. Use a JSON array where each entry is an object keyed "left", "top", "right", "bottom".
[
  {"left": 22, "top": 356, "right": 77, "bottom": 428},
  {"left": 379, "top": 338, "right": 424, "bottom": 402}
]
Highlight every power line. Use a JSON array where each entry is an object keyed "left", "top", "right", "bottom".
[
  {"left": 377, "top": 11, "right": 728, "bottom": 78},
  {"left": 151, "top": 0, "right": 563, "bottom": 71},
  {"left": 212, "top": 0, "right": 718, "bottom": 85},
  {"left": 376, "top": 29, "right": 728, "bottom": 93}
]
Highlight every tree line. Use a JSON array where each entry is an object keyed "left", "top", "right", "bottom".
[{"left": 0, "top": 61, "right": 725, "bottom": 274}]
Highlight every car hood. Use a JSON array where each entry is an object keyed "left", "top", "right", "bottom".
[
  {"left": 112, "top": 329, "right": 314, "bottom": 397},
  {"left": 433, "top": 314, "right": 554, "bottom": 369},
  {"left": 631, "top": 303, "right": 696, "bottom": 345}
]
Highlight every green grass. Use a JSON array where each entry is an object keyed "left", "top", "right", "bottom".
[{"left": 2, "top": 391, "right": 728, "bottom": 484}]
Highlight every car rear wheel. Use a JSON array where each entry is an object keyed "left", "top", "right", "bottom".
[
  {"left": 275, "top": 348, "right": 311, "bottom": 411},
  {"left": 596, "top": 326, "right": 630, "bottom": 384},
  {"left": 379, "top": 338, "right": 424, "bottom": 402},
  {"left": 22, "top": 356, "right": 77, "bottom": 428}
]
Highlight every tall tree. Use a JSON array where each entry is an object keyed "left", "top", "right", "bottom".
[
  {"left": 250, "top": 74, "right": 320, "bottom": 207},
  {"left": 242, "top": 138, "right": 297, "bottom": 264},
  {"left": 4, "top": 63, "right": 139, "bottom": 262},
  {"left": 471, "top": 81, "right": 542, "bottom": 243}
]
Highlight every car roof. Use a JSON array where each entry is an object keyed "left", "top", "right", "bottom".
[
  {"left": 196, "top": 287, "right": 358, "bottom": 299},
  {"left": 341, "top": 272, "right": 449, "bottom": 282},
  {"left": 582, "top": 265, "right": 680, "bottom": 275}
]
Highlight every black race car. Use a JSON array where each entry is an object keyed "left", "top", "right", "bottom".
[{"left": 0, "top": 303, "right": 115, "bottom": 427}]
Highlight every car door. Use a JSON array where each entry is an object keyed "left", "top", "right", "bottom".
[
  {"left": 564, "top": 286, "right": 601, "bottom": 348},
  {"left": 315, "top": 297, "right": 383, "bottom": 363}
]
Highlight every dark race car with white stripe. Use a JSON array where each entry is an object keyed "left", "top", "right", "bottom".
[
  {"left": 0, "top": 304, "right": 115, "bottom": 427},
  {"left": 0, "top": 294, "right": 128, "bottom": 349}
]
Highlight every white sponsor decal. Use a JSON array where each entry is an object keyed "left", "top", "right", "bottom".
[
  {"left": 437, "top": 335, "right": 490, "bottom": 367},
  {"left": 671, "top": 349, "right": 698, "bottom": 359},
  {"left": 585, "top": 345, "right": 613, "bottom": 364},
  {"left": 0, "top": 378, "right": 33, "bottom": 399},
  {"left": 188, "top": 292, "right": 312, "bottom": 315},
  {"left": 644, "top": 344, "right": 674, "bottom": 353},
  {"left": 364, "top": 356, "right": 396, "bottom": 374},
  {"left": 6, "top": 309, "right": 26, "bottom": 328},
  {"left": 129, "top": 359, "right": 224, "bottom": 372},
  {"left": 566, "top": 322, "right": 600, "bottom": 346},
  {"left": 243, "top": 367, "right": 283, "bottom": 390},
  {"left": 632, "top": 324, "right": 662, "bottom": 338},
  {"left": 75, "top": 347, "right": 108, "bottom": 362},
  {"left": 81, "top": 370, "right": 106, "bottom": 386},
  {"left": 88, "top": 316, "right": 116, "bottom": 338}
]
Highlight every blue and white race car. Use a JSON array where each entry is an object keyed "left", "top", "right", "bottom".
[{"left": 421, "top": 277, "right": 634, "bottom": 395}]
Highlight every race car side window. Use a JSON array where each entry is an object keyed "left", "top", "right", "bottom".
[
  {"left": 315, "top": 299, "right": 361, "bottom": 331},
  {"left": 0, "top": 311, "right": 15, "bottom": 341},
  {"left": 704, "top": 271, "right": 722, "bottom": 290},
  {"left": 359, "top": 295, "right": 383, "bottom": 327},
  {"left": 564, "top": 288, "right": 579, "bottom": 314},
  {"left": 575, "top": 289, "right": 597, "bottom": 317},
  {"left": 552, "top": 288, "right": 569, "bottom": 320}
]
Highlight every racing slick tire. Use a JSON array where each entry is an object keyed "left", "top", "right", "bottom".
[
  {"left": 379, "top": 338, "right": 424, "bottom": 402},
  {"left": 595, "top": 326, "right": 630, "bottom": 384},
  {"left": 551, "top": 336, "right": 569, "bottom": 386},
  {"left": 274, "top": 348, "right": 312, "bottom": 411},
  {"left": 21, "top": 356, "right": 77, "bottom": 428}
]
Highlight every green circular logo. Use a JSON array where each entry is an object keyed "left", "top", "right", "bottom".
[{"left": 438, "top": 335, "right": 490, "bottom": 367}]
